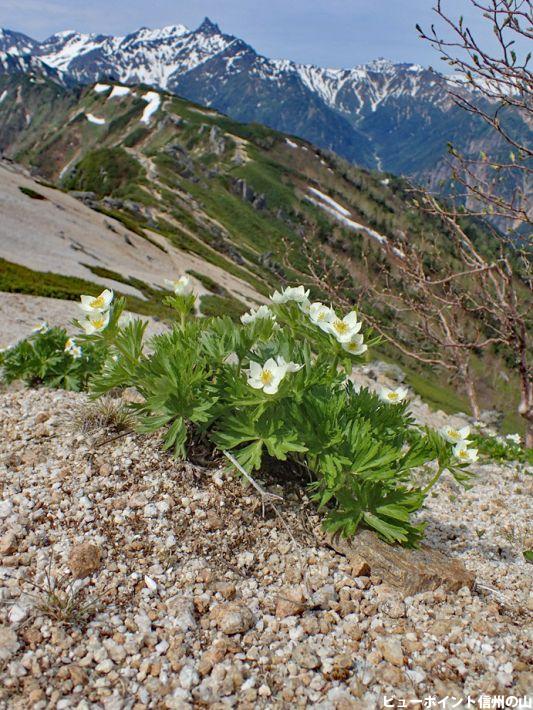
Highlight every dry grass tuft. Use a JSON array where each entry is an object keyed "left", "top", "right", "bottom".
[
  {"left": 24, "top": 563, "right": 100, "bottom": 627},
  {"left": 70, "top": 395, "right": 135, "bottom": 435}
]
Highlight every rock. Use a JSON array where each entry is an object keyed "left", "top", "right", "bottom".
[
  {"left": 179, "top": 664, "right": 199, "bottom": 690},
  {"left": 103, "top": 639, "right": 126, "bottom": 663},
  {"left": 0, "top": 500, "right": 13, "bottom": 519},
  {"left": 349, "top": 555, "right": 371, "bottom": 577},
  {"left": 479, "top": 409, "right": 504, "bottom": 427},
  {"left": 8, "top": 605, "right": 28, "bottom": 625},
  {"left": 310, "top": 584, "right": 338, "bottom": 610},
  {"left": 69, "top": 665, "right": 88, "bottom": 685},
  {"left": 95, "top": 659, "right": 114, "bottom": 674},
  {"left": 209, "top": 125, "right": 226, "bottom": 156},
  {"left": 275, "top": 587, "right": 308, "bottom": 618},
  {"left": 0, "top": 627, "right": 19, "bottom": 661},
  {"left": 292, "top": 644, "right": 321, "bottom": 669},
  {"left": 379, "top": 595, "right": 406, "bottom": 619},
  {"left": 326, "top": 530, "right": 475, "bottom": 595},
  {"left": 211, "top": 602, "right": 254, "bottom": 635},
  {"left": 377, "top": 638, "right": 404, "bottom": 667},
  {"left": 211, "top": 581, "right": 236, "bottom": 600},
  {"left": 198, "top": 646, "right": 226, "bottom": 676},
  {"left": 364, "top": 360, "right": 405, "bottom": 383},
  {"left": 68, "top": 542, "right": 102, "bottom": 579},
  {"left": 0, "top": 531, "right": 17, "bottom": 554},
  {"left": 166, "top": 595, "right": 197, "bottom": 632}
]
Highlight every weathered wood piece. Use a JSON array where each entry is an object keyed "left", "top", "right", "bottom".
[{"left": 326, "top": 530, "right": 475, "bottom": 595}]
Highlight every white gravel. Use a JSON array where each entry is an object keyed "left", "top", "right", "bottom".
[{"left": 0, "top": 386, "right": 531, "bottom": 708}]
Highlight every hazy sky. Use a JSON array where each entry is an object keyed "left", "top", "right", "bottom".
[{"left": 0, "top": 0, "right": 513, "bottom": 69}]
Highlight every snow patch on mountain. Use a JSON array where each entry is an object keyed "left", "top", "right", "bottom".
[
  {"left": 109, "top": 85, "right": 130, "bottom": 98},
  {"left": 306, "top": 187, "right": 389, "bottom": 247},
  {"left": 93, "top": 83, "right": 111, "bottom": 93},
  {"left": 140, "top": 91, "right": 160, "bottom": 123},
  {"left": 86, "top": 113, "right": 105, "bottom": 125},
  {"left": 308, "top": 187, "right": 351, "bottom": 217}
]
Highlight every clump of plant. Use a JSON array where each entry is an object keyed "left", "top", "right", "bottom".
[
  {"left": 89, "top": 277, "right": 477, "bottom": 547},
  {"left": 25, "top": 562, "right": 100, "bottom": 627},
  {"left": 70, "top": 395, "right": 135, "bottom": 434},
  {"left": 470, "top": 431, "right": 532, "bottom": 465},
  {"left": 0, "top": 288, "right": 123, "bottom": 390}
]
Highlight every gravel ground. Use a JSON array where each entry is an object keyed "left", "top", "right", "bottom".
[{"left": 0, "top": 386, "right": 531, "bottom": 709}]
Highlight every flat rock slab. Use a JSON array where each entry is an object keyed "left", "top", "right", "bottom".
[{"left": 326, "top": 530, "right": 475, "bottom": 595}]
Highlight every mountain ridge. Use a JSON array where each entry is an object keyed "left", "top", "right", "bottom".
[{"left": 0, "top": 17, "right": 512, "bottom": 181}]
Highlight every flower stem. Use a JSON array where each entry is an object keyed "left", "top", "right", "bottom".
[{"left": 423, "top": 464, "right": 445, "bottom": 494}]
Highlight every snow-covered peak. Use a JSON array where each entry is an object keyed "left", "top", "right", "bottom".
[
  {"left": 124, "top": 24, "right": 189, "bottom": 43},
  {"left": 363, "top": 58, "right": 396, "bottom": 74}
]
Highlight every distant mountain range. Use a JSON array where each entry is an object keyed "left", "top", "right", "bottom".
[{"left": 0, "top": 19, "right": 527, "bottom": 186}]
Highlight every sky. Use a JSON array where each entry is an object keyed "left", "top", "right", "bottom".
[{"left": 0, "top": 0, "right": 514, "bottom": 69}]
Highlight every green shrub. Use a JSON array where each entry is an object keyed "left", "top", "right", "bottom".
[
  {"left": 471, "top": 431, "right": 532, "bottom": 464},
  {"left": 90, "top": 287, "right": 474, "bottom": 547},
  {"left": 63, "top": 148, "right": 144, "bottom": 198},
  {"left": 0, "top": 326, "right": 107, "bottom": 391}
]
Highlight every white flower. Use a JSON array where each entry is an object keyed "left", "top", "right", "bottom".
[
  {"left": 271, "top": 285, "right": 310, "bottom": 304},
  {"left": 164, "top": 275, "right": 193, "bottom": 296},
  {"left": 64, "top": 338, "right": 82, "bottom": 358},
  {"left": 441, "top": 425, "right": 470, "bottom": 444},
  {"left": 32, "top": 321, "right": 49, "bottom": 334},
  {"left": 240, "top": 305, "right": 275, "bottom": 325},
  {"left": 81, "top": 311, "right": 110, "bottom": 334},
  {"left": 379, "top": 386, "right": 408, "bottom": 404},
  {"left": 246, "top": 358, "right": 286, "bottom": 395},
  {"left": 309, "top": 302, "right": 336, "bottom": 331},
  {"left": 342, "top": 334, "right": 367, "bottom": 356},
  {"left": 506, "top": 433, "right": 521, "bottom": 445},
  {"left": 79, "top": 289, "right": 113, "bottom": 314},
  {"left": 326, "top": 311, "right": 362, "bottom": 343},
  {"left": 275, "top": 355, "right": 304, "bottom": 375},
  {"left": 453, "top": 442, "right": 478, "bottom": 463}
]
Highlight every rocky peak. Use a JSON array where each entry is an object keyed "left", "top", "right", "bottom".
[{"left": 197, "top": 17, "right": 222, "bottom": 36}]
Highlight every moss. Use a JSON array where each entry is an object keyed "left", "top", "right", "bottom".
[
  {"left": 0, "top": 257, "right": 170, "bottom": 320},
  {"left": 19, "top": 186, "right": 47, "bottom": 200},
  {"left": 199, "top": 294, "right": 247, "bottom": 321}
]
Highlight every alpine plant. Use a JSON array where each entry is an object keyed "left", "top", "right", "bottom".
[{"left": 88, "top": 280, "right": 478, "bottom": 547}]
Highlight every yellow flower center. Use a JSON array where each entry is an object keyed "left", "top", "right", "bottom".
[
  {"left": 388, "top": 393, "right": 399, "bottom": 401},
  {"left": 92, "top": 316, "right": 105, "bottom": 329},
  {"left": 261, "top": 369, "right": 274, "bottom": 385},
  {"left": 90, "top": 295, "right": 105, "bottom": 309},
  {"left": 333, "top": 320, "right": 349, "bottom": 334},
  {"left": 458, "top": 449, "right": 468, "bottom": 458}
]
